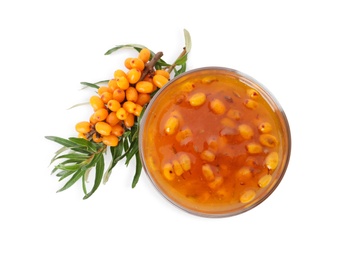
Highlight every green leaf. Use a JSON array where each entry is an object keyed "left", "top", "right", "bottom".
[
  {"left": 132, "top": 152, "right": 142, "bottom": 188},
  {"left": 184, "top": 29, "right": 192, "bottom": 54},
  {"left": 45, "top": 136, "right": 79, "bottom": 148},
  {"left": 83, "top": 153, "right": 104, "bottom": 199},
  {"left": 55, "top": 153, "right": 90, "bottom": 161},
  {"left": 175, "top": 54, "right": 188, "bottom": 66},
  {"left": 104, "top": 44, "right": 149, "bottom": 55},
  {"left": 67, "top": 102, "right": 89, "bottom": 110},
  {"left": 103, "top": 140, "right": 124, "bottom": 184},
  {"left": 68, "top": 137, "right": 101, "bottom": 153},
  {"left": 57, "top": 167, "right": 86, "bottom": 193},
  {"left": 80, "top": 82, "right": 99, "bottom": 89}
]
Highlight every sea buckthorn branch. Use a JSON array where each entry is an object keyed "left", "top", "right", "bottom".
[{"left": 46, "top": 29, "right": 191, "bottom": 199}]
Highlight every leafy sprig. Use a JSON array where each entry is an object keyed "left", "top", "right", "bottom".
[{"left": 46, "top": 29, "right": 191, "bottom": 199}]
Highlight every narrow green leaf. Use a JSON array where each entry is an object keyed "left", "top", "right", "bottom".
[
  {"left": 57, "top": 167, "right": 86, "bottom": 193},
  {"left": 83, "top": 153, "right": 104, "bottom": 199},
  {"left": 45, "top": 136, "right": 78, "bottom": 148},
  {"left": 56, "top": 163, "right": 82, "bottom": 171},
  {"left": 55, "top": 153, "right": 90, "bottom": 161},
  {"left": 175, "top": 54, "right": 188, "bottom": 66},
  {"left": 184, "top": 29, "right": 192, "bottom": 54},
  {"left": 80, "top": 82, "right": 99, "bottom": 89},
  {"left": 67, "top": 102, "right": 89, "bottom": 110},
  {"left": 104, "top": 44, "right": 148, "bottom": 55},
  {"left": 132, "top": 152, "right": 142, "bottom": 188},
  {"left": 58, "top": 170, "right": 76, "bottom": 181},
  {"left": 68, "top": 137, "right": 101, "bottom": 153},
  {"left": 94, "top": 79, "right": 109, "bottom": 85}
]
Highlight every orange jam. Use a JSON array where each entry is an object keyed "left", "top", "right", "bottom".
[{"left": 139, "top": 68, "right": 291, "bottom": 217}]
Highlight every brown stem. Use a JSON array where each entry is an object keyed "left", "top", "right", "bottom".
[
  {"left": 139, "top": 51, "right": 164, "bottom": 81},
  {"left": 167, "top": 47, "right": 186, "bottom": 74}
]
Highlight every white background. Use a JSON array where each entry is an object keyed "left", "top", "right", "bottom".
[{"left": 1, "top": 0, "right": 343, "bottom": 259}]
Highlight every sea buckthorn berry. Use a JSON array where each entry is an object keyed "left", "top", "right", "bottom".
[
  {"left": 246, "top": 143, "right": 263, "bottom": 154},
  {"left": 176, "top": 128, "right": 192, "bottom": 144},
  {"left": 125, "top": 87, "right": 138, "bottom": 102},
  {"left": 138, "top": 48, "right": 151, "bottom": 63},
  {"left": 237, "top": 167, "right": 253, "bottom": 183},
  {"left": 129, "top": 58, "right": 145, "bottom": 71},
  {"left": 238, "top": 124, "right": 254, "bottom": 140},
  {"left": 188, "top": 92, "right": 206, "bottom": 107},
  {"left": 155, "top": 69, "right": 170, "bottom": 80},
  {"left": 210, "top": 98, "right": 226, "bottom": 115},
  {"left": 111, "top": 123, "right": 125, "bottom": 137},
  {"left": 122, "top": 101, "right": 137, "bottom": 114},
  {"left": 116, "top": 107, "right": 129, "bottom": 120},
  {"left": 108, "top": 79, "right": 117, "bottom": 91},
  {"left": 240, "top": 190, "right": 256, "bottom": 203},
  {"left": 221, "top": 118, "right": 236, "bottom": 128},
  {"left": 258, "top": 174, "right": 272, "bottom": 188},
  {"left": 112, "top": 88, "right": 126, "bottom": 103},
  {"left": 258, "top": 122, "right": 272, "bottom": 133},
  {"left": 95, "top": 121, "right": 112, "bottom": 136},
  {"left": 164, "top": 116, "right": 179, "bottom": 135},
  {"left": 133, "top": 104, "right": 143, "bottom": 117},
  {"left": 259, "top": 134, "right": 278, "bottom": 147},
  {"left": 107, "top": 99, "right": 121, "bottom": 112},
  {"left": 136, "top": 81, "right": 154, "bottom": 94},
  {"left": 102, "top": 134, "right": 119, "bottom": 147},
  {"left": 75, "top": 121, "right": 92, "bottom": 134},
  {"left": 265, "top": 152, "right": 279, "bottom": 170},
  {"left": 208, "top": 176, "right": 224, "bottom": 190},
  {"left": 90, "top": 95, "right": 105, "bottom": 111},
  {"left": 200, "top": 149, "right": 216, "bottom": 162},
  {"left": 202, "top": 76, "right": 217, "bottom": 84},
  {"left": 106, "top": 111, "right": 120, "bottom": 126},
  {"left": 172, "top": 160, "right": 184, "bottom": 176},
  {"left": 202, "top": 164, "right": 215, "bottom": 182},
  {"left": 153, "top": 74, "right": 169, "bottom": 88},
  {"left": 244, "top": 99, "right": 258, "bottom": 109},
  {"left": 100, "top": 91, "right": 112, "bottom": 104},
  {"left": 92, "top": 133, "right": 103, "bottom": 143},
  {"left": 124, "top": 58, "right": 133, "bottom": 70},
  {"left": 179, "top": 153, "right": 191, "bottom": 171},
  {"left": 136, "top": 93, "right": 151, "bottom": 106},
  {"left": 163, "top": 163, "right": 175, "bottom": 181},
  {"left": 93, "top": 108, "right": 108, "bottom": 122},
  {"left": 227, "top": 109, "right": 241, "bottom": 120},
  {"left": 247, "top": 88, "right": 259, "bottom": 99},
  {"left": 90, "top": 114, "right": 98, "bottom": 125},
  {"left": 98, "top": 86, "right": 112, "bottom": 95},
  {"left": 78, "top": 133, "right": 87, "bottom": 139},
  {"left": 127, "top": 68, "right": 141, "bottom": 84},
  {"left": 114, "top": 69, "right": 127, "bottom": 79},
  {"left": 124, "top": 113, "right": 135, "bottom": 128},
  {"left": 116, "top": 76, "right": 129, "bottom": 90}
]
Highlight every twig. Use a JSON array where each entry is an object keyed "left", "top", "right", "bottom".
[
  {"left": 167, "top": 47, "right": 186, "bottom": 74},
  {"left": 139, "top": 51, "right": 164, "bottom": 81}
]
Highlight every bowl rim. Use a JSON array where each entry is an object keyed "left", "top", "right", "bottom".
[{"left": 138, "top": 66, "right": 292, "bottom": 218}]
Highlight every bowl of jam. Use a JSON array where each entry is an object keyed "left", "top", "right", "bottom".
[{"left": 139, "top": 67, "right": 291, "bottom": 217}]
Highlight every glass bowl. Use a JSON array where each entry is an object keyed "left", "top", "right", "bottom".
[{"left": 139, "top": 67, "right": 291, "bottom": 217}]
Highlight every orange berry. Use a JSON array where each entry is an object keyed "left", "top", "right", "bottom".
[
  {"left": 116, "top": 107, "right": 129, "bottom": 120},
  {"left": 111, "top": 124, "right": 125, "bottom": 137},
  {"left": 95, "top": 122, "right": 112, "bottom": 136},
  {"left": 124, "top": 113, "right": 135, "bottom": 128},
  {"left": 122, "top": 101, "right": 137, "bottom": 114},
  {"left": 136, "top": 81, "right": 154, "bottom": 94},
  {"left": 138, "top": 48, "right": 151, "bottom": 63},
  {"left": 89, "top": 114, "right": 98, "bottom": 125},
  {"left": 116, "top": 76, "right": 129, "bottom": 90},
  {"left": 126, "top": 86, "right": 138, "bottom": 102},
  {"left": 93, "top": 108, "right": 109, "bottom": 122},
  {"left": 112, "top": 87, "right": 126, "bottom": 103},
  {"left": 90, "top": 95, "right": 105, "bottom": 111},
  {"left": 129, "top": 58, "right": 145, "bottom": 71},
  {"left": 100, "top": 91, "right": 112, "bottom": 104},
  {"left": 78, "top": 133, "right": 87, "bottom": 139},
  {"left": 98, "top": 86, "right": 110, "bottom": 95},
  {"left": 127, "top": 68, "right": 141, "bottom": 84},
  {"left": 106, "top": 111, "right": 121, "bottom": 126},
  {"left": 92, "top": 133, "right": 103, "bottom": 143},
  {"left": 114, "top": 69, "right": 127, "bottom": 79},
  {"left": 75, "top": 121, "right": 92, "bottom": 134},
  {"left": 102, "top": 134, "right": 119, "bottom": 147},
  {"left": 108, "top": 79, "right": 117, "bottom": 91},
  {"left": 153, "top": 74, "right": 169, "bottom": 88},
  {"left": 133, "top": 104, "right": 143, "bottom": 117},
  {"left": 155, "top": 69, "right": 170, "bottom": 80},
  {"left": 136, "top": 93, "right": 151, "bottom": 106},
  {"left": 107, "top": 99, "right": 121, "bottom": 112},
  {"left": 124, "top": 58, "right": 133, "bottom": 70}
]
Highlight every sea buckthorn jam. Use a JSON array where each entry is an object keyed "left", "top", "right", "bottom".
[{"left": 139, "top": 68, "right": 291, "bottom": 217}]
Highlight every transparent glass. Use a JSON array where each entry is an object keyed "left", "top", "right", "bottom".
[{"left": 139, "top": 67, "right": 291, "bottom": 217}]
